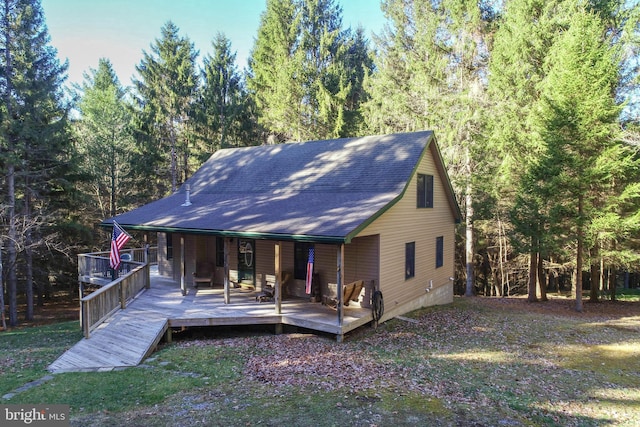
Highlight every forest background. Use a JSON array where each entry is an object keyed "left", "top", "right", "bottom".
[{"left": 1, "top": 0, "right": 639, "bottom": 328}]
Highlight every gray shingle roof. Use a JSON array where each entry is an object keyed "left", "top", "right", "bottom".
[{"left": 107, "top": 131, "right": 454, "bottom": 242}]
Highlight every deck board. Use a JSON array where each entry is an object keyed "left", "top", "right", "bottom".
[{"left": 48, "top": 268, "right": 372, "bottom": 373}]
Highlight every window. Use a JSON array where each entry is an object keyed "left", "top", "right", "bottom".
[
  {"left": 436, "top": 236, "right": 444, "bottom": 268},
  {"left": 405, "top": 242, "right": 415, "bottom": 280},
  {"left": 417, "top": 174, "right": 434, "bottom": 208},
  {"left": 166, "top": 233, "right": 173, "bottom": 260},
  {"left": 294, "top": 242, "right": 315, "bottom": 280},
  {"left": 216, "top": 237, "right": 224, "bottom": 267}
]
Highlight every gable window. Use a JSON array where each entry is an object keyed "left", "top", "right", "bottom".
[
  {"left": 294, "top": 242, "right": 315, "bottom": 280},
  {"left": 436, "top": 236, "right": 444, "bottom": 268},
  {"left": 166, "top": 233, "right": 173, "bottom": 260},
  {"left": 417, "top": 174, "right": 434, "bottom": 208},
  {"left": 405, "top": 242, "right": 415, "bottom": 280}
]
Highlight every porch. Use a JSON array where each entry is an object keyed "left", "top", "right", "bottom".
[{"left": 48, "top": 265, "right": 373, "bottom": 373}]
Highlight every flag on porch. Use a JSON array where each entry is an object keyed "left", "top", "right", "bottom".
[
  {"left": 109, "top": 221, "right": 131, "bottom": 270},
  {"left": 305, "top": 247, "right": 314, "bottom": 294}
]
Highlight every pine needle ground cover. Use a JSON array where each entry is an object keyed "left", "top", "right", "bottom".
[{"left": 1, "top": 297, "right": 638, "bottom": 426}]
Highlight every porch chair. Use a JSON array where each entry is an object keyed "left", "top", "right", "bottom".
[
  {"left": 256, "top": 271, "right": 291, "bottom": 302},
  {"left": 193, "top": 261, "right": 215, "bottom": 288}
]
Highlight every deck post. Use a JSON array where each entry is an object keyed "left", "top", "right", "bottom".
[
  {"left": 78, "top": 280, "right": 84, "bottom": 330},
  {"left": 120, "top": 282, "right": 126, "bottom": 309},
  {"left": 223, "top": 237, "right": 230, "bottom": 304},
  {"left": 337, "top": 243, "right": 344, "bottom": 328},
  {"left": 180, "top": 235, "right": 186, "bottom": 296},
  {"left": 274, "top": 241, "right": 282, "bottom": 315}
]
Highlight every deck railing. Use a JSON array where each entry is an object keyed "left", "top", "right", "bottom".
[{"left": 78, "top": 247, "right": 156, "bottom": 338}]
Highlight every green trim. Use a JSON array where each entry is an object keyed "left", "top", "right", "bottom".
[
  {"left": 100, "top": 222, "right": 347, "bottom": 244},
  {"left": 345, "top": 133, "right": 461, "bottom": 241},
  {"left": 429, "top": 136, "right": 463, "bottom": 222}
]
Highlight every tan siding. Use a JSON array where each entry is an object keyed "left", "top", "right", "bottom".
[
  {"left": 356, "top": 145, "right": 455, "bottom": 308},
  {"left": 157, "top": 233, "right": 171, "bottom": 277},
  {"left": 255, "top": 240, "right": 275, "bottom": 276},
  {"left": 344, "top": 235, "right": 379, "bottom": 307}
]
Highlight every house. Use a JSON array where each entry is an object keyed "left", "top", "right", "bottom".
[{"left": 105, "top": 131, "right": 461, "bottom": 332}]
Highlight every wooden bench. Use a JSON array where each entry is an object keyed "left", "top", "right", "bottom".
[{"left": 324, "top": 280, "right": 365, "bottom": 307}]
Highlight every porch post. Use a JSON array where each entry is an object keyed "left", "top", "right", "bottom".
[
  {"left": 223, "top": 237, "right": 230, "bottom": 304},
  {"left": 337, "top": 243, "right": 344, "bottom": 330},
  {"left": 274, "top": 241, "right": 282, "bottom": 315},
  {"left": 180, "top": 235, "right": 186, "bottom": 295}
]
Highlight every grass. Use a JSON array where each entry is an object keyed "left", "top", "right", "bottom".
[
  {"left": 1, "top": 297, "right": 639, "bottom": 426},
  {"left": 602, "top": 288, "right": 640, "bottom": 302}
]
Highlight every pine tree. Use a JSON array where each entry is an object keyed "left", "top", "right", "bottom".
[
  {"left": 196, "top": 33, "right": 246, "bottom": 153},
  {"left": 77, "top": 58, "right": 134, "bottom": 218},
  {"left": 364, "top": 0, "right": 494, "bottom": 296},
  {"left": 487, "top": 0, "right": 570, "bottom": 301},
  {"left": 0, "top": 0, "right": 70, "bottom": 324},
  {"left": 132, "top": 21, "right": 198, "bottom": 197},
  {"left": 248, "top": 0, "right": 370, "bottom": 142},
  {"left": 532, "top": 7, "right": 624, "bottom": 311},
  {"left": 247, "top": 0, "right": 300, "bottom": 142}
]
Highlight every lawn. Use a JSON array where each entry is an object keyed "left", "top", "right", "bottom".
[{"left": 1, "top": 296, "right": 639, "bottom": 426}]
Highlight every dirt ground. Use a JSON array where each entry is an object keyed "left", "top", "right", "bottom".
[
  {"left": 1, "top": 292, "right": 79, "bottom": 330},
  {"left": 478, "top": 294, "right": 640, "bottom": 319}
]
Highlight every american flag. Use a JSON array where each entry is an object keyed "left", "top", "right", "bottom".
[
  {"left": 305, "top": 247, "right": 314, "bottom": 294},
  {"left": 109, "top": 221, "right": 131, "bottom": 270}
]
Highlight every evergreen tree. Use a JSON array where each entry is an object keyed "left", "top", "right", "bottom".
[
  {"left": 196, "top": 32, "right": 246, "bottom": 154},
  {"left": 531, "top": 7, "right": 625, "bottom": 311},
  {"left": 364, "top": 0, "right": 494, "bottom": 296},
  {"left": 487, "top": 0, "right": 570, "bottom": 301},
  {"left": 248, "top": 0, "right": 371, "bottom": 142},
  {"left": 132, "top": 21, "right": 198, "bottom": 198},
  {"left": 247, "top": 0, "right": 300, "bottom": 142},
  {"left": 0, "top": 0, "right": 70, "bottom": 324},
  {"left": 77, "top": 58, "right": 134, "bottom": 219}
]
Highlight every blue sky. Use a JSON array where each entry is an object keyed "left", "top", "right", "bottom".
[{"left": 41, "top": 0, "right": 387, "bottom": 89}]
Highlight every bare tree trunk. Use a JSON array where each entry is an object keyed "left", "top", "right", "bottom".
[
  {"left": 575, "top": 196, "right": 584, "bottom": 312},
  {"left": 7, "top": 163, "right": 18, "bottom": 326},
  {"left": 609, "top": 267, "right": 617, "bottom": 302},
  {"left": 496, "top": 215, "right": 506, "bottom": 297},
  {"left": 528, "top": 247, "right": 538, "bottom": 302},
  {"left": 110, "top": 141, "right": 117, "bottom": 217},
  {"left": 170, "top": 119, "right": 177, "bottom": 193},
  {"left": 3, "top": 0, "right": 18, "bottom": 327},
  {"left": 589, "top": 245, "right": 600, "bottom": 303},
  {"left": 24, "top": 187, "right": 33, "bottom": 321},
  {"left": 464, "top": 149, "right": 474, "bottom": 297},
  {"left": 538, "top": 252, "right": 547, "bottom": 301},
  {"left": 0, "top": 241, "right": 6, "bottom": 330}
]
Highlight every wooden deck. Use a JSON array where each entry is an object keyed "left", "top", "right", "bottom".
[{"left": 48, "top": 268, "right": 372, "bottom": 373}]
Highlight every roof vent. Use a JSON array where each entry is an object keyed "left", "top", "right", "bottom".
[{"left": 181, "top": 184, "right": 192, "bottom": 207}]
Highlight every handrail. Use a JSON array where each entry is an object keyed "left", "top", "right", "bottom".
[
  {"left": 78, "top": 246, "right": 156, "bottom": 339},
  {"left": 80, "top": 263, "right": 150, "bottom": 338}
]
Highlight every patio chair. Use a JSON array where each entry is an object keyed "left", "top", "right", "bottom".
[
  {"left": 256, "top": 271, "right": 291, "bottom": 302},
  {"left": 193, "top": 261, "right": 215, "bottom": 288}
]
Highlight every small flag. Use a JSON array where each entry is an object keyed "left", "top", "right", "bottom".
[
  {"left": 305, "top": 247, "right": 314, "bottom": 294},
  {"left": 109, "top": 221, "right": 131, "bottom": 270}
]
